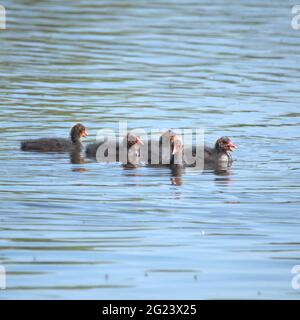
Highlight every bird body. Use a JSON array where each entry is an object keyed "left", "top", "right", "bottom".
[{"left": 21, "top": 124, "right": 88, "bottom": 152}]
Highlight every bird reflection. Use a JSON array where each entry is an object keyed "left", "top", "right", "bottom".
[
  {"left": 69, "top": 150, "right": 88, "bottom": 172},
  {"left": 122, "top": 163, "right": 140, "bottom": 170},
  {"left": 170, "top": 165, "right": 183, "bottom": 186},
  {"left": 211, "top": 163, "right": 232, "bottom": 185}
]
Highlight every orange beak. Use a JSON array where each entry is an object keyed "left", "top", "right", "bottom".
[
  {"left": 227, "top": 141, "right": 236, "bottom": 151},
  {"left": 136, "top": 136, "right": 144, "bottom": 145},
  {"left": 82, "top": 129, "right": 88, "bottom": 137},
  {"left": 172, "top": 141, "right": 182, "bottom": 155}
]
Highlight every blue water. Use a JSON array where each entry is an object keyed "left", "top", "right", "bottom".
[{"left": 0, "top": 0, "right": 300, "bottom": 299}]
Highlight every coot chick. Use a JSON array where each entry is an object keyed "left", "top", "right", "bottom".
[
  {"left": 86, "top": 132, "right": 143, "bottom": 166},
  {"left": 120, "top": 132, "right": 144, "bottom": 167},
  {"left": 185, "top": 136, "right": 235, "bottom": 167},
  {"left": 21, "top": 123, "right": 88, "bottom": 152},
  {"left": 142, "top": 130, "right": 182, "bottom": 165},
  {"left": 204, "top": 136, "right": 236, "bottom": 164}
]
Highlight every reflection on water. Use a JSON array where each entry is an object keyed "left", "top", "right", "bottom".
[
  {"left": 1, "top": 0, "right": 300, "bottom": 299},
  {"left": 212, "top": 164, "right": 232, "bottom": 184},
  {"left": 69, "top": 151, "right": 86, "bottom": 165},
  {"left": 170, "top": 165, "right": 183, "bottom": 186}
]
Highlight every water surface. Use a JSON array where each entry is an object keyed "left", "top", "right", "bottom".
[{"left": 0, "top": 0, "right": 300, "bottom": 299}]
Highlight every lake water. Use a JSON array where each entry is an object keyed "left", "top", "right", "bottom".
[{"left": 1, "top": 0, "right": 300, "bottom": 299}]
